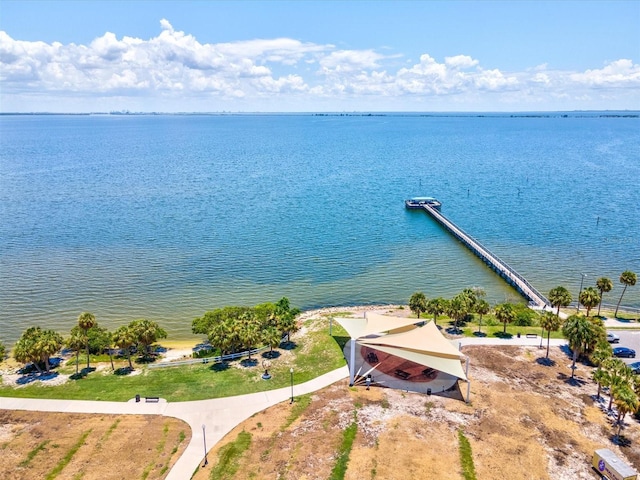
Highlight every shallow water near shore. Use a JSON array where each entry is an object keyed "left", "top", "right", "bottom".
[{"left": 1, "top": 113, "right": 639, "bottom": 344}]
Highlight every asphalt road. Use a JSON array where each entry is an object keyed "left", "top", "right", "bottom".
[{"left": 609, "top": 329, "right": 640, "bottom": 366}]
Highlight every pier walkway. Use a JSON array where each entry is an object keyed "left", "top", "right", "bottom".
[{"left": 411, "top": 202, "right": 550, "bottom": 308}]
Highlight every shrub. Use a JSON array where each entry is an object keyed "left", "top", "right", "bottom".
[{"left": 513, "top": 304, "right": 538, "bottom": 326}]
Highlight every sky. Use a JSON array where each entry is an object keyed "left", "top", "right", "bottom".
[{"left": 1, "top": 0, "right": 639, "bottom": 112}]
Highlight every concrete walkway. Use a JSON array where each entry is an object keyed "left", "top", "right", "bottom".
[{"left": 0, "top": 366, "right": 349, "bottom": 480}]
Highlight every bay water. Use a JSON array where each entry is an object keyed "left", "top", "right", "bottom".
[{"left": 1, "top": 113, "right": 639, "bottom": 345}]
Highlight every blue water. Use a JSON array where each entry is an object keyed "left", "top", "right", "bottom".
[{"left": 1, "top": 113, "right": 639, "bottom": 344}]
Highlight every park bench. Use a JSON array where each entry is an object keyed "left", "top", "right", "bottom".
[
  {"left": 145, "top": 397, "right": 160, "bottom": 403},
  {"left": 526, "top": 334, "right": 537, "bottom": 339},
  {"left": 395, "top": 369, "right": 410, "bottom": 380}
]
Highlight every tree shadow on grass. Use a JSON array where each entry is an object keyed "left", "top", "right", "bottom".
[
  {"left": 280, "top": 341, "right": 298, "bottom": 351},
  {"left": 240, "top": 358, "right": 259, "bottom": 368},
  {"left": 114, "top": 367, "right": 134, "bottom": 376},
  {"left": 209, "top": 362, "right": 229, "bottom": 372},
  {"left": 445, "top": 327, "right": 463, "bottom": 335},
  {"left": 262, "top": 350, "right": 281, "bottom": 359},
  {"left": 493, "top": 331, "right": 513, "bottom": 339},
  {"left": 16, "top": 372, "right": 59, "bottom": 385},
  {"left": 559, "top": 344, "right": 574, "bottom": 360},
  {"left": 611, "top": 435, "right": 632, "bottom": 447},
  {"left": 557, "top": 372, "right": 587, "bottom": 387},
  {"left": 69, "top": 367, "right": 96, "bottom": 380},
  {"left": 135, "top": 355, "right": 158, "bottom": 365},
  {"left": 536, "top": 357, "right": 556, "bottom": 367},
  {"left": 473, "top": 331, "right": 487, "bottom": 337}
]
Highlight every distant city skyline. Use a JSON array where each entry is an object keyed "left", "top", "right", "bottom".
[{"left": 1, "top": 1, "right": 639, "bottom": 112}]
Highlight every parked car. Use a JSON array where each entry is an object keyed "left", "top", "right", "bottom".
[
  {"left": 612, "top": 347, "right": 636, "bottom": 358},
  {"left": 629, "top": 361, "right": 640, "bottom": 374},
  {"left": 606, "top": 332, "right": 620, "bottom": 343}
]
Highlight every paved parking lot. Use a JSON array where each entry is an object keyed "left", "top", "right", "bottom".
[{"left": 609, "top": 329, "right": 640, "bottom": 365}]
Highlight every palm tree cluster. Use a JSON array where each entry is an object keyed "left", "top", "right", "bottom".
[
  {"left": 591, "top": 343, "right": 640, "bottom": 439},
  {"left": 13, "top": 327, "right": 64, "bottom": 374},
  {"left": 191, "top": 297, "right": 300, "bottom": 361},
  {"left": 561, "top": 314, "right": 607, "bottom": 378},
  {"left": 544, "top": 284, "right": 639, "bottom": 437},
  {"left": 548, "top": 270, "right": 637, "bottom": 319},
  {"left": 11, "top": 312, "right": 167, "bottom": 375},
  {"left": 410, "top": 288, "right": 499, "bottom": 333}
]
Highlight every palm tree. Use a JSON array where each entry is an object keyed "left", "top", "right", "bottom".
[
  {"left": 0, "top": 341, "right": 5, "bottom": 362},
  {"left": 274, "top": 297, "right": 300, "bottom": 343},
  {"left": 262, "top": 326, "right": 282, "bottom": 358},
  {"left": 461, "top": 288, "right": 481, "bottom": 311},
  {"left": 475, "top": 299, "right": 491, "bottom": 334},
  {"left": 548, "top": 286, "right": 572, "bottom": 317},
  {"left": 614, "top": 270, "right": 637, "bottom": 317},
  {"left": 595, "top": 277, "right": 613, "bottom": 317},
  {"left": 129, "top": 319, "right": 167, "bottom": 359},
  {"left": 426, "top": 297, "right": 448, "bottom": 325},
  {"left": 208, "top": 318, "right": 233, "bottom": 358},
  {"left": 37, "top": 330, "right": 63, "bottom": 373},
  {"left": 603, "top": 358, "right": 631, "bottom": 411},
  {"left": 77, "top": 312, "right": 96, "bottom": 370},
  {"left": 409, "top": 292, "right": 428, "bottom": 319},
  {"left": 104, "top": 330, "right": 115, "bottom": 371},
  {"left": 113, "top": 325, "right": 137, "bottom": 370},
  {"left": 540, "top": 311, "right": 561, "bottom": 359},
  {"left": 591, "top": 343, "right": 612, "bottom": 400},
  {"left": 613, "top": 384, "right": 639, "bottom": 439},
  {"left": 241, "top": 322, "right": 261, "bottom": 361},
  {"left": 579, "top": 287, "right": 601, "bottom": 317},
  {"left": 592, "top": 368, "right": 608, "bottom": 402},
  {"left": 562, "top": 314, "right": 596, "bottom": 379},
  {"left": 14, "top": 327, "right": 44, "bottom": 374},
  {"left": 494, "top": 303, "right": 516, "bottom": 335},
  {"left": 447, "top": 294, "right": 471, "bottom": 333},
  {"left": 66, "top": 327, "right": 85, "bottom": 376}
]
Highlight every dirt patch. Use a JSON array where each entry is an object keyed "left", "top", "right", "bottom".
[
  {"left": 0, "top": 411, "right": 190, "bottom": 480},
  {"left": 195, "top": 345, "right": 639, "bottom": 480}
]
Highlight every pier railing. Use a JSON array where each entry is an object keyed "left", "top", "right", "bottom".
[{"left": 419, "top": 204, "right": 550, "bottom": 308}]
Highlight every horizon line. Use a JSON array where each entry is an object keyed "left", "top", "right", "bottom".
[{"left": 2, "top": 110, "right": 639, "bottom": 116}]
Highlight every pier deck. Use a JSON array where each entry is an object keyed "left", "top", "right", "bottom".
[{"left": 410, "top": 202, "right": 550, "bottom": 308}]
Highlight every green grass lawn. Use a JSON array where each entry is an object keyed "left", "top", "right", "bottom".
[
  {"left": 0, "top": 320, "right": 347, "bottom": 402},
  {"left": 458, "top": 323, "right": 565, "bottom": 339}
]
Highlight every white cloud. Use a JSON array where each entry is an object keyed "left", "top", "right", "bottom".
[
  {"left": 0, "top": 20, "right": 638, "bottom": 111},
  {"left": 319, "top": 49, "right": 385, "bottom": 73},
  {"left": 444, "top": 55, "right": 479, "bottom": 69},
  {"left": 570, "top": 59, "right": 640, "bottom": 87}
]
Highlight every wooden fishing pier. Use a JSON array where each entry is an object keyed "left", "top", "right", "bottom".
[{"left": 406, "top": 198, "right": 550, "bottom": 308}]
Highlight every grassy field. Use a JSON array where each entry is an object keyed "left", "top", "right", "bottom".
[
  {"left": 0, "top": 411, "right": 189, "bottom": 480},
  {"left": 0, "top": 318, "right": 347, "bottom": 402}
]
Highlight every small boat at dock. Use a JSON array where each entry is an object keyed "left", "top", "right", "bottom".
[{"left": 405, "top": 197, "right": 442, "bottom": 210}]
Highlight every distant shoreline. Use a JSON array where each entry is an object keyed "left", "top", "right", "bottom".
[{"left": 1, "top": 111, "right": 639, "bottom": 118}]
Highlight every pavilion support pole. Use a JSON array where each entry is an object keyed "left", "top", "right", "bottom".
[
  {"left": 349, "top": 338, "right": 356, "bottom": 386},
  {"left": 465, "top": 356, "right": 471, "bottom": 404}
]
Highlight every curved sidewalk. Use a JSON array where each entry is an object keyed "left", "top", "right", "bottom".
[{"left": 0, "top": 366, "right": 349, "bottom": 480}]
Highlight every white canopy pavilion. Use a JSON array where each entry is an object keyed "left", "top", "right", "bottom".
[{"left": 334, "top": 312, "right": 471, "bottom": 402}]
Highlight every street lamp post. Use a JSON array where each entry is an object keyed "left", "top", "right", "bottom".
[
  {"left": 577, "top": 273, "right": 587, "bottom": 312},
  {"left": 289, "top": 367, "right": 294, "bottom": 404},
  {"left": 202, "top": 424, "right": 208, "bottom": 467}
]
